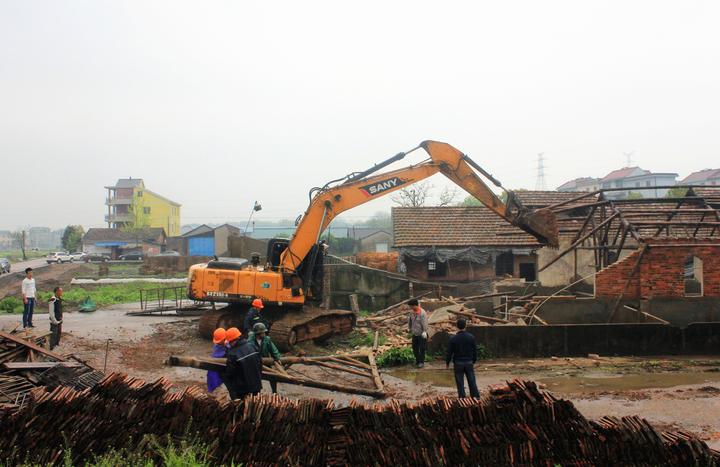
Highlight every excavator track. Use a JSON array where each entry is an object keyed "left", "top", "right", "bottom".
[{"left": 198, "top": 305, "right": 356, "bottom": 352}]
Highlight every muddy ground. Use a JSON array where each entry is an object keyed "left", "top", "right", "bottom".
[{"left": 1, "top": 306, "right": 719, "bottom": 450}]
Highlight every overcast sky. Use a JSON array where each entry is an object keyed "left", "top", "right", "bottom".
[{"left": 1, "top": 1, "right": 719, "bottom": 231}]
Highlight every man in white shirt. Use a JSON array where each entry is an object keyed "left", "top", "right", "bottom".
[{"left": 21, "top": 268, "right": 36, "bottom": 329}]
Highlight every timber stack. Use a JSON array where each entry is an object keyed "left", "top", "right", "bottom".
[{"left": 1, "top": 376, "right": 717, "bottom": 466}]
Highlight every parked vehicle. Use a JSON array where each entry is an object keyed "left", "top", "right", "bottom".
[
  {"left": 118, "top": 253, "right": 143, "bottom": 261},
  {"left": 85, "top": 253, "right": 110, "bottom": 263},
  {"left": 70, "top": 252, "right": 87, "bottom": 262},
  {"left": 0, "top": 258, "right": 10, "bottom": 274},
  {"left": 156, "top": 250, "right": 180, "bottom": 256},
  {"left": 46, "top": 252, "right": 72, "bottom": 264}
]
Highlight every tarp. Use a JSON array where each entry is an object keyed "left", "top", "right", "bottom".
[
  {"left": 94, "top": 242, "right": 128, "bottom": 247},
  {"left": 398, "top": 246, "right": 535, "bottom": 270}
]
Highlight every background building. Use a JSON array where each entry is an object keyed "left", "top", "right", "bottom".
[
  {"left": 599, "top": 167, "right": 678, "bottom": 199},
  {"left": 557, "top": 177, "right": 601, "bottom": 193},
  {"left": 83, "top": 227, "right": 166, "bottom": 258},
  {"left": 105, "top": 178, "right": 181, "bottom": 236},
  {"left": 680, "top": 169, "right": 720, "bottom": 186}
]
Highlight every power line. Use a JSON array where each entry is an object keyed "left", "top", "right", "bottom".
[
  {"left": 535, "top": 153, "right": 547, "bottom": 191},
  {"left": 623, "top": 151, "right": 635, "bottom": 167}
]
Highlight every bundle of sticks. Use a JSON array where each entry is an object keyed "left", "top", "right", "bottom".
[{"left": 1, "top": 376, "right": 717, "bottom": 466}]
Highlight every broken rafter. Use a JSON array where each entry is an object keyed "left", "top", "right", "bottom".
[{"left": 539, "top": 212, "right": 619, "bottom": 273}]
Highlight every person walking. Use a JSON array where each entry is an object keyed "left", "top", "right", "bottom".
[
  {"left": 248, "top": 322, "right": 282, "bottom": 393},
  {"left": 243, "top": 298, "right": 269, "bottom": 335},
  {"left": 207, "top": 328, "right": 227, "bottom": 393},
  {"left": 222, "top": 327, "right": 263, "bottom": 400},
  {"left": 21, "top": 267, "right": 36, "bottom": 329},
  {"left": 445, "top": 318, "right": 480, "bottom": 398},
  {"left": 407, "top": 298, "right": 428, "bottom": 368},
  {"left": 47, "top": 287, "right": 63, "bottom": 349}
]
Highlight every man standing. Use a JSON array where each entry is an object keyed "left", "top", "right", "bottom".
[
  {"left": 407, "top": 298, "right": 428, "bottom": 368},
  {"left": 445, "top": 318, "right": 480, "bottom": 398},
  {"left": 21, "top": 268, "right": 36, "bottom": 329},
  {"left": 243, "top": 298, "right": 268, "bottom": 335},
  {"left": 248, "top": 322, "right": 282, "bottom": 393},
  {"left": 223, "top": 327, "right": 263, "bottom": 400},
  {"left": 47, "top": 287, "right": 63, "bottom": 349}
]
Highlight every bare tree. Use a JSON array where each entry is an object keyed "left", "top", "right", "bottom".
[
  {"left": 437, "top": 186, "right": 459, "bottom": 206},
  {"left": 11, "top": 230, "right": 27, "bottom": 260},
  {"left": 391, "top": 181, "right": 433, "bottom": 207}
]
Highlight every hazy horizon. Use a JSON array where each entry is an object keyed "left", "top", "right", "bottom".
[{"left": 2, "top": 1, "right": 719, "bottom": 231}]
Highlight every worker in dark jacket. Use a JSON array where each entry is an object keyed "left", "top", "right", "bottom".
[
  {"left": 223, "top": 327, "right": 263, "bottom": 400},
  {"left": 248, "top": 322, "right": 282, "bottom": 393},
  {"left": 445, "top": 318, "right": 480, "bottom": 398},
  {"left": 243, "top": 298, "right": 269, "bottom": 335},
  {"left": 47, "top": 287, "right": 63, "bottom": 349}
]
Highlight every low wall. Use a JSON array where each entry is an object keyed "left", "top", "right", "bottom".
[
  {"left": 141, "top": 256, "right": 211, "bottom": 275},
  {"left": 430, "top": 322, "right": 720, "bottom": 357}
]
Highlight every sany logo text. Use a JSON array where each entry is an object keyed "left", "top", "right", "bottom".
[{"left": 360, "top": 177, "right": 406, "bottom": 196}]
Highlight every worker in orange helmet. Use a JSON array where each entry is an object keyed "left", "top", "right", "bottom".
[
  {"left": 243, "top": 298, "right": 269, "bottom": 335},
  {"left": 207, "top": 328, "right": 226, "bottom": 393},
  {"left": 221, "top": 326, "right": 262, "bottom": 400}
]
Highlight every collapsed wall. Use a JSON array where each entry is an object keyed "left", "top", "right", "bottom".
[{"left": 1, "top": 374, "right": 717, "bottom": 466}]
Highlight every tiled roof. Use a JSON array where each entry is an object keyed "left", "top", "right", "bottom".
[
  {"left": 113, "top": 178, "right": 144, "bottom": 188},
  {"left": 680, "top": 169, "right": 720, "bottom": 184},
  {"left": 513, "top": 191, "right": 585, "bottom": 208},
  {"left": 556, "top": 177, "right": 598, "bottom": 191},
  {"left": 601, "top": 167, "right": 648, "bottom": 182},
  {"left": 392, "top": 206, "right": 540, "bottom": 248},
  {"left": 83, "top": 228, "right": 165, "bottom": 243},
  {"left": 692, "top": 187, "right": 720, "bottom": 208}
]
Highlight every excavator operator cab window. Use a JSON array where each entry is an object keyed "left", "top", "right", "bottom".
[{"left": 267, "top": 238, "right": 290, "bottom": 269}]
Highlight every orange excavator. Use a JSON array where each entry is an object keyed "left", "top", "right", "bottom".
[{"left": 189, "top": 141, "right": 559, "bottom": 349}]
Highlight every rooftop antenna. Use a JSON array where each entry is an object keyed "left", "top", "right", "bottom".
[
  {"left": 623, "top": 151, "right": 635, "bottom": 167},
  {"left": 535, "top": 153, "right": 547, "bottom": 190}
]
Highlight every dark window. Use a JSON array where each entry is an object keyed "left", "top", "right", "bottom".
[
  {"left": 519, "top": 263, "right": 536, "bottom": 281},
  {"left": 143, "top": 207, "right": 151, "bottom": 214},
  {"left": 428, "top": 260, "right": 447, "bottom": 277},
  {"left": 495, "top": 252, "right": 514, "bottom": 276},
  {"left": 137, "top": 191, "right": 143, "bottom": 197}
]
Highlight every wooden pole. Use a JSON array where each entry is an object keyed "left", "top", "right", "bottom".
[{"left": 166, "top": 356, "right": 386, "bottom": 398}]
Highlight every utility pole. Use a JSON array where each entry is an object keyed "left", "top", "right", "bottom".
[
  {"left": 21, "top": 230, "right": 26, "bottom": 260},
  {"left": 535, "top": 153, "right": 547, "bottom": 191}
]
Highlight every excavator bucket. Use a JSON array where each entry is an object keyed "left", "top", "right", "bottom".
[{"left": 515, "top": 208, "right": 560, "bottom": 248}]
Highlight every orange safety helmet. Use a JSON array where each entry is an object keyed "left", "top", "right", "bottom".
[
  {"left": 251, "top": 298, "right": 264, "bottom": 309},
  {"left": 212, "top": 328, "right": 227, "bottom": 345},
  {"left": 225, "top": 327, "right": 242, "bottom": 343}
]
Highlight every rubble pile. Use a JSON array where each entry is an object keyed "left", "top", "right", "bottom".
[{"left": 1, "top": 376, "right": 717, "bottom": 466}]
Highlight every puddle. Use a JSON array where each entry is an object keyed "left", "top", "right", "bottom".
[
  {"left": 389, "top": 367, "right": 720, "bottom": 394},
  {"left": 538, "top": 372, "right": 720, "bottom": 394}
]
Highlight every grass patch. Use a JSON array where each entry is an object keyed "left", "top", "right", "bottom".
[
  {"left": 36, "top": 282, "right": 167, "bottom": 307},
  {"left": 0, "top": 250, "right": 50, "bottom": 262},
  {"left": 377, "top": 346, "right": 420, "bottom": 367},
  {"left": 0, "top": 297, "right": 24, "bottom": 314},
  {"left": 340, "top": 330, "right": 387, "bottom": 348}
]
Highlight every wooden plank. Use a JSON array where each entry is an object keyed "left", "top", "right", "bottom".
[
  {"left": 0, "top": 331, "right": 67, "bottom": 362},
  {"left": 366, "top": 351, "right": 384, "bottom": 393},
  {"left": 3, "top": 362, "right": 84, "bottom": 370}
]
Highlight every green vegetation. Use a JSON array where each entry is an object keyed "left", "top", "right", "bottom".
[
  {"left": 377, "top": 346, "right": 422, "bottom": 367},
  {"left": 666, "top": 186, "right": 690, "bottom": 198},
  {"left": 0, "top": 250, "right": 49, "bottom": 262},
  {"left": 338, "top": 330, "right": 386, "bottom": 348},
  {"left": 0, "top": 297, "right": 24, "bottom": 314},
  {"left": 61, "top": 225, "right": 85, "bottom": 253},
  {"left": 626, "top": 191, "right": 644, "bottom": 200},
  {"left": 477, "top": 343, "right": 491, "bottom": 360},
  {"left": 14, "top": 434, "right": 215, "bottom": 467},
  {"left": 36, "top": 282, "right": 165, "bottom": 307}
]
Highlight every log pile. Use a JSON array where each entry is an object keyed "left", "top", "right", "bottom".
[{"left": 1, "top": 377, "right": 717, "bottom": 466}]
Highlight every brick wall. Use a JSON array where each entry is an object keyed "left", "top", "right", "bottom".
[{"left": 595, "top": 238, "right": 720, "bottom": 298}]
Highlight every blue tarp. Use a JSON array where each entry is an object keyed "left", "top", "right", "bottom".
[{"left": 95, "top": 242, "right": 128, "bottom": 247}]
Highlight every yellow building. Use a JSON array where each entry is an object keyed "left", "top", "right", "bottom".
[{"left": 105, "top": 178, "right": 182, "bottom": 236}]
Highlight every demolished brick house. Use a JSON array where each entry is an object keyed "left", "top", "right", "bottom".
[{"left": 392, "top": 206, "right": 542, "bottom": 282}]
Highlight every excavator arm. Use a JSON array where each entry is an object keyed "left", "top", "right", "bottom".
[{"left": 279, "top": 140, "right": 559, "bottom": 273}]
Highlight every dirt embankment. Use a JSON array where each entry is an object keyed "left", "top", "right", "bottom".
[{"left": 0, "top": 263, "right": 93, "bottom": 300}]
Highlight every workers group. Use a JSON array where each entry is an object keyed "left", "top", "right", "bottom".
[
  {"left": 207, "top": 298, "right": 282, "bottom": 400},
  {"left": 20, "top": 267, "right": 64, "bottom": 349}
]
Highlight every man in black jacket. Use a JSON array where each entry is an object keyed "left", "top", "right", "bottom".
[
  {"left": 47, "top": 287, "right": 63, "bottom": 349},
  {"left": 222, "top": 327, "right": 263, "bottom": 400},
  {"left": 445, "top": 318, "right": 480, "bottom": 398}
]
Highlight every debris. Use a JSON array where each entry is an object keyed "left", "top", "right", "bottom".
[
  {"left": 2, "top": 378, "right": 717, "bottom": 466},
  {"left": 588, "top": 353, "right": 601, "bottom": 360}
]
